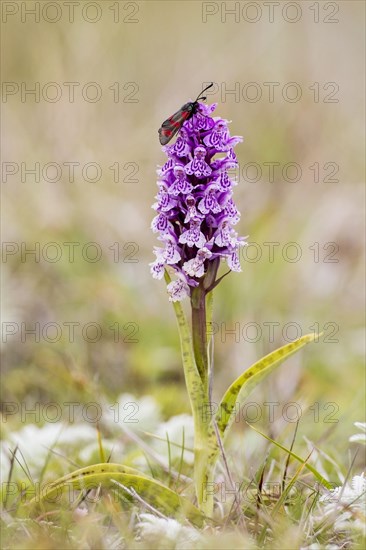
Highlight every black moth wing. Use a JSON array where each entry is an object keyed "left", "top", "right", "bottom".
[{"left": 158, "top": 101, "right": 196, "bottom": 145}]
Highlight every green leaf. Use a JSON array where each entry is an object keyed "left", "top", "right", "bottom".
[
  {"left": 203, "top": 334, "right": 320, "bottom": 476},
  {"left": 247, "top": 424, "right": 333, "bottom": 490},
  {"left": 30, "top": 463, "right": 204, "bottom": 527},
  {"left": 214, "top": 333, "right": 319, "bottom": 441}
]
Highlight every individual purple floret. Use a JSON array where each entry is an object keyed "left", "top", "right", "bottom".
[{"left": 151, "top": 101, "right": 246, "bottom": 302}]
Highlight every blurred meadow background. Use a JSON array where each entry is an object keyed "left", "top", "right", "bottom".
[{"left": 1, "top": 1, "right": 365, "bottom": 548}]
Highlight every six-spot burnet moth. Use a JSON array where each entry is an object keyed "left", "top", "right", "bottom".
[{"left": 158, "top": 83, "right": 214, "bottom": 145}]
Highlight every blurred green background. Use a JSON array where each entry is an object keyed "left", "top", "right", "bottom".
[{"left": 1, "top": 1, "right": 365, "bottom": 468}]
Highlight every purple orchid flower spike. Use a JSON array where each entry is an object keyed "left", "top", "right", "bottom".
[{"left": 151, "top": 99, "right": 246, "bottom": 301}]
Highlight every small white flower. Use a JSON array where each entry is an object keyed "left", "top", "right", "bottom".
[
  {"left": 155, "top": 414, "right": 194, "bottom": 464},
  {"left": 137, "top": 513, "right": 202, "bottom": 549},
  {"left": 1, "top": 423, "right": 97, "bottom": 479},
  {"left": 103, "top": 393, "right": 161, "bottom": 433},
  {"left": 318, "top": 472, "right": 366, "bottom": 535},
  {"left": 349, "top": 422, "right": 366, "bottom": 444},
  {"left": 301, "top": 544, "right": 341, "bottom": 550}
]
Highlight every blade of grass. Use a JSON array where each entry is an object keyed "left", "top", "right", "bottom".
[{"left": 247, "top": 423, "right": 333, "bottom": 489}]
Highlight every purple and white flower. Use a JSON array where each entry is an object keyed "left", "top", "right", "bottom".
[
  {"left": 198, "top": 184, "right": 222, "bottom": 214},
  {"left": 185, "top": 146, "right": 212, "bottom": 178},
  {"left": 183, "top": 248, "right": 212, "bottom": 278},
  {"left": 179, "top": 219, "right": 206, "bottom": 248},
  {"left": 169, "top": 166, "right": 193, "bottom": 196},
  {"left": 167, "top": 275, "right": 190, "bottom": 302},
  {"left": 151, "top": 101, "right": 246, "bottom": 301}
]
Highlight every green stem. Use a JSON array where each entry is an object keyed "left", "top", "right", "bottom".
[
  {"left": 190, "top": 268, "right": 219, "bottom": 516},
  {"left": 191, "top": 284, "right": 213, "bottom": 514},
  {"left": 191, "top": 284, "right": 208, "bottom": 392},
  {"left": 190, "top": 259, "right": 219, "bottom": 392},
  {"left": 194, "top": 442, "right": 215, "bottom": 516}
]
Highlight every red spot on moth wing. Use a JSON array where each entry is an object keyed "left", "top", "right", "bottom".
[
  {"left": 159, "top": 126, "right": 176, "bottom": 145},
  {"left": 159, "top": 102, "right": 195, "bottom": 144},
  {"left": 158, "top": 128, "right": 171, "bottom": 137},
  {"left": 179, "top": 110, "right": 193, "bottom": 122},
  {"left": 168, "top": 105, "right": 192, "bottom": 124}
]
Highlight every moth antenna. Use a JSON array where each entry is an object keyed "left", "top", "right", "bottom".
[{"left": 196, "top": 82, "right": 214, "bottom": 102}]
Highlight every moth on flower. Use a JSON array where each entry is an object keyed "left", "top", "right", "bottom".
[
  {"left": 151, "top": 87, "right": 246, "bottom": 301},
  {"left": 158, "top": 83, "right": 214, "bottom": 145}
]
